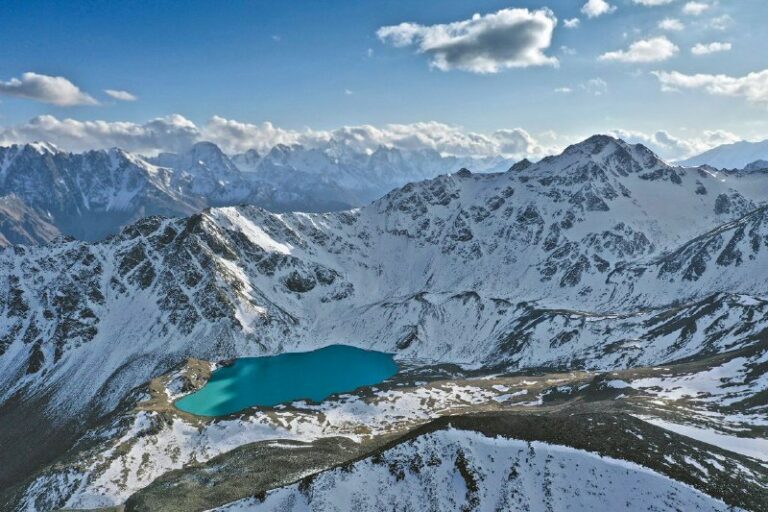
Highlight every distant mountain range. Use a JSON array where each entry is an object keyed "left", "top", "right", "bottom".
[
  {"left": 680, "top": 139, "right": 768, "bottom": 169},
  {"left": 0, "top": 141, "right": 513, "bottom": 246}
]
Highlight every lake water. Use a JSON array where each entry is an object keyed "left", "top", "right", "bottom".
[{"left": 175, "top": 345, "right": 399, "bottom": 416}]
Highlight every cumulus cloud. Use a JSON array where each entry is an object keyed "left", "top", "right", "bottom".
[
  {"left": 658, "top": 18, "right": 685, "bottom": 31},
  {"left": 376, "top": 8, "right": 558, "bottom": 73},
  {"left": 682, "top": 1, "right": 709, "bottom": 16},
  {"left": 200, "top": 116, "right": 310, "bottom": 153},
  {"left": 599, "top": 37, "right": 679, "bottom": 63},
  {"left": 611, "top": 128, "right": 741, "bottom": 160},
  {"left": 691, "top": 42, "right": 732, "bottom": 55},
  {"left": 0, "top": 114, "right": 560, "bottom": 159},
  {"left": 0, "top": 114, "right": 199, "bottom": 153},
  {"left": 581, "top": 0, "right": 616, "bottom": 19},
  {"left": 0, "top": 72, "right": 98, "bottom": 106},
  {"left": 104, "top": 89, "right": 138, "bottom": 101},
  {"left": 653, "top": 69, "right": 768, "bottom": 106}
]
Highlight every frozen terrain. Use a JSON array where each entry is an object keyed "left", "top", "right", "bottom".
[{"left": 1, "top": 135, "right": 767, "bottom": 510}]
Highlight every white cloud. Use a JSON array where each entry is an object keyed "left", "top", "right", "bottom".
[
  {"left": 555, "top": 87, "right": 573, "bottom": 93},
  {"left": 376, "top": 8, "right": 558, "bottom": 73},
  {"left": 1, "top": 114, "right": 749, "bottom": 163},
  {"left": 658, "top": 18, "right": 685, "bottom": 31},
  {"left": 653, "top": 69, "right": 768, "bottom": 106},
  {"left": 682, "top": 2, "right": 709, "bottom": 16},
  {"left": 0, "top": 114, "right": 560, "bottom": 159},
  {"left": 560, "top": 45, "right": 577, "bottom": 55},
  {"left": 611, "top": 128, "right": 741, "bottom": 160},
  {"left": 708, "top": 15, "right": 734, "bottom": 30},
  {"left": 104, "top": 89, "right": 138, "bottom": 102},
  {"left": 633, "top": 0, "right": 675, "bottom": 5},
  {"left": 581, "top": 0, "right": 616, "bottom": 19},
  {"left": 200, "top": 116, "right": 305, "bottom": 154},
  {"left": 0, "top": 114, "right": 199, "bottom": 153},
  {"left": 564, "top": 18, "right": 581, "bottom": 28},
  {"left": 581, "top": 78, "right": 609, "bottom": 95},
  {"left": 691, "top": 42, "right": 732, "bottom": 55},
  {"left": 599, "top": 37, "right": 679, "bottom": 63},
  {"left": 0, "top": 72, "right": 98, "bottom": 106},
  {"left": 491, "top": 128, "right": 544, "bottom": 156}
]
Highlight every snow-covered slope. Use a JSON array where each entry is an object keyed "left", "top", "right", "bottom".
[
  {"left": 6, "top": 134, "right": 768, "bottom": 511},
  {"left": 4, "top": 135, "right": 768, "bottom": 426},
  {"left": 680, "top": 139, "right": 768, "bottom": 169},
  {"left": 0, "top": 195, "right": 60, "bottom": 246},
  {"left": 215, "top": 428, "right": 738, "bottom": 512}
]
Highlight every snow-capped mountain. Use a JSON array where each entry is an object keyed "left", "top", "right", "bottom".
[
  {"left": 680, "top": 139, "right": 768, "bottom": 169},
  {"left": 2, "top": 135, "right": 768, "bottom": 417},
  {"left": 0, "top": 141, "right": 513, "bottom": 246},
  {"left": 0, "top": 142, "right": 199, "bottom": 242},
  {"left": 2, "top": 135, "right": 768, "bottom": 509},
  {"left": 242, "top": 143, "right": 513, "bottom": 205},
  {"left": 151, "top": 141, "right": 248, "bottom": 200}
]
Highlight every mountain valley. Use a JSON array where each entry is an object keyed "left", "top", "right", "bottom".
[{"left": 0, "top": 135, "right": 766, "bottom": 510}]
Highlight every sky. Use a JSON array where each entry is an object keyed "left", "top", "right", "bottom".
[{"left": 0, "top": 0, "right": 766, "bottom": 160}]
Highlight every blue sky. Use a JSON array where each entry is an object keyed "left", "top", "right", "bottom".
[{"left": 0, "top": 0, "right": 766, "bottom": 159}]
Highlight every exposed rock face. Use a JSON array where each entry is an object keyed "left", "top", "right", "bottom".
[{"left": 0, "top": 195, "right": 60, "bottom": 246}]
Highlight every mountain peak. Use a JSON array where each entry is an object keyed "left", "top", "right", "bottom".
[
  {"left": 24, "top": 141, "right": 61, "bottom": 155},
  {"left": 509, "top": 158, "right": 532, "bottom": 172},
  {"left": 743, "top": 159, "right": 768, "bottom": 172},
  {"left": 187, "top": 141, "right": 227, "bottom": 158},
  {"left": 564, "top": 134, "right": 624, "bottom": 156},
  {"left": 558, "top": 135, "right": 665, "bottom": 171}
]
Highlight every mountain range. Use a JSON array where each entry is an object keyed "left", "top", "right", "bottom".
[
  {"left": 0, "top": 141, "right": 512, "bottom": 246},
  {"left": 680, "top": 138, "right": 768, "bottom": 169},
  {"left": 0, "top": 135, "right": 766, "bottom": 510}
]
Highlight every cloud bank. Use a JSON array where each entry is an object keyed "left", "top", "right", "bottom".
[
  {"left": 0, "top": 114, "right": 559, "bottom": 160},
  {"left": 0, "top": 114, "right": 741, "bottom": 163},
  {"left": 377, "top": 8, "right": 558, "bottom": 73}
]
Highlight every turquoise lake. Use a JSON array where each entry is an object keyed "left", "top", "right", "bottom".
[{"left": 175, "top": 345, "right": 399, "bottom": 416}]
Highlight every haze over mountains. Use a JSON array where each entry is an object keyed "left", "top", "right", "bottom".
[{"left": 1, "top": 135, "right": 768, "bottom": 510}]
